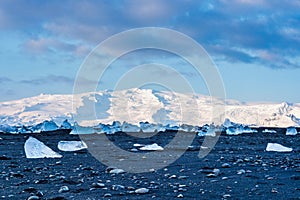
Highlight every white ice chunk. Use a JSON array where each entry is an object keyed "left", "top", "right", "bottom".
[
  {"left": 226, "top": 125, "right": 257, "bottom": 135},
  {"left": 262, "top": 129, "right": 277, "bottom": 133},
  {"left": 133, "top": 143, "right": 144, "bottom": 147},
  {"left": 24, "top": 137, "right": 62, "bottom": 158},
  {"left": 286, "top": 127, "right": 297, "bottom": 135},
  {"left": 139, "top": 143, "right": 164, "bottom": 151},
  {"left": 58, "top": 141, "right": 87, "bottom": 152},
  {"left": 266, "top": 143, "right": 293, "bottom": 152}
]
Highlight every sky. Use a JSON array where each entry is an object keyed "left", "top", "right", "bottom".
[{"left": 1, "top": 0, "right": 300, "bottom": 103}]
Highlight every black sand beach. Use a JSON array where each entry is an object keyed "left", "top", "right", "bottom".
[{"left": 0, "top": 129, "right": 299, "bottom": 199}]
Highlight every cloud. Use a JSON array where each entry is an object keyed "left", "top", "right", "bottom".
[
  {"left": 20, "top": 75, "right": 74, "bottom": 85},
  {"left": 1, "top": 0, "right": 300, "bottom": 69},
  {"left": 22, "top": 37, "right": 91, "bottom": 57},
  {"left": 0, "top": 76, "right": 12, "bottom": 83}
]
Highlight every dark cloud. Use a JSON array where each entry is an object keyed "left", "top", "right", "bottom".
[{"left": 1, "top": 0, "right": 300, "bottom": 69}]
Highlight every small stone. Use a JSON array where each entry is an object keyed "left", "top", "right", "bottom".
[
  {"left": 105, "top": 166, "right": 117, "bottom": 173},
  {"left": 135, "top": 188, "right": 149, "bottom": 194},
  {"left": 177, "top": 194, "right": 183, "bottom": 198},
  {"left": 112, "top": 185, "right": 125, "bottom": 191},
  {"left": 237, "top": 169, "right": 246, "bottom": 175},
  {"left": 222, "top": 163, "right": 231, "bottom": 168},
  {"left": 92, "top": 182, "right": 105, "bottom": 188},
  {"left": 104, "top": 193, "right": 112, "bottom": 198},
  {"left": 271, "top": 188, "right": 278, "bottom": 193},
  {"left": 223, "top": 194, "right": 231, "bottom": 198},
  {"left": 127, "top": 186, "right": 135, "bottom": 190},
  {"left": 0, "top": 155, "right": 11, "bottom": 160},
  {"left": 27, "top": 196, "right": 40, "bottom": 200},
  {"left": 213, "top": 169, "right": 220, "bottom": 176},
  {"left": 178, "top": 176, "right": 188, "bottom": 179},
  {"left": 169, "top": 175, "right": 177, "bottom": 179},
  {"left": 149, "top": 168, "right": 155, "bottom": 172},
  {"left": 206, "top": 173, "right": 217, "bottom": 178},
  {"left": 291, "top": 175, "right": 300, "bottom": 180},
  {"left": 36, "top": 191, "right": 44, "bottom": 197},
  {"left": 58, "top": 186, "right": 69, "bottom": 193},
  {"left": 109, "top": 169, "right": 125, "bottom": 174}
]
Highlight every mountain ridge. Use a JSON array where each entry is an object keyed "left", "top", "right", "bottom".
[{"left": 0, "top": 88, "right": 299, "bottom": 127}]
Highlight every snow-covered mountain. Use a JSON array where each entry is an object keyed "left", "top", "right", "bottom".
[{"left": 0, "top": 88, "right": 299, "bottom": 127}]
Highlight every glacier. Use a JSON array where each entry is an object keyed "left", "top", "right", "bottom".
[{"left": 0, "top": 88, "right": 300, "bottom": 134}]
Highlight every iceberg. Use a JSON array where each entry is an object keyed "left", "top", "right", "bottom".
[
  {"left": 139, "top": 122, "right": 166, "bottom": 133},
  {"left": 223, "top": 118, "right": 238, "bottom": 128},
  {"left": 97, "top": 121, "right": 122, "bottom": 134},
  {"left": 24, "top": 137, "right": 62, "bottom": 158},
  {"left": 197, "top": 124, "right": 219, "bottom": 136},
  {"left": 266, "top": 143, "right": 293, "bottom": 152},
  {"left": 40, "top": 120, "right": 59, "bottom": 132},
  {"left": 121, "top": 122, "right": 140, "bottom": 132},
  {"left": 61, "top": 119, "right": 72, "bottom": 129},
  {"left": 0, "top": 124, "right": 17, "bottom": 134},
  {"left": 139, "top": 143, "right": 164, "bottom": 151},
  {"left": 58, "top": 141, "right": 87, "bottom": 151},
  {"left": 178, "top": 124, "right": 198, "bottom": 132},
  {"left": 262, "top": 129, "right": 277, "bottom": 133},
  {"left": 226, "top": 125, "right": 257, "bottom": 135},
  {"left": 70, "top": 122, "right": 97, "bottom": 134},
  {"left": 286, "top": 127, "right": 297, "bottom": 135},
  {"left": 110, "top": 121, "right": 122, "bottom": 133},
  {"left": 18, "top": 126, "right": 32, "bottom": 134},
  {"left": 165, "top": 124, "right": 179, "bottom": 131}
]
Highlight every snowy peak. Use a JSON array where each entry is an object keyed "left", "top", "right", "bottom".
[{"left": 0, "top": 88, "right": 300, "bottom": 128}]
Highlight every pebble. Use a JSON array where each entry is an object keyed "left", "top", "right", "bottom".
[
  {"left": 222, "top": 163, "right": 231, "bottom": 168},
  {"left": 109, "top": 168, "right": 125, "bottom": 174},
  {"left": 27, "top": 196, "right": 40, "bottom": 200},
  {"left": 92, "top": 182, "right": 105, "bottom": 188},
  {"left": 135, "top": 188, "right": 149, "bottom": 194},
  {"left": 237, "top": 169, "right": 246, "bottom": 175},
  {"left": 169, "top": 175, "right": 177, "bottom": 179},
  {"left": 58, "top": 186, "right": 69, "bottom": 193},
  {"left": 112, "top": 184, "right": 125, "bottom": 191},
  {"left": 0, "top": 155, "right": 11, "bottom": 160},
  {"left": 104, "top": 193, "right": 112, "bottom": 198},
  {"left": 177, "top": 194, "right": 184, "bottom": 198},
  {"left": 271, "top": 188, "right": 278, "bottom": 193},
  {"left": 223, "top": 194, "right": 231, "bottom": 198}
]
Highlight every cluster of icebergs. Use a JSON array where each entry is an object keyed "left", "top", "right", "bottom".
[
  {"left": 24, "top": 136, "right": 87, "bottom": 158},
  {"left": 0, "top": 118, "right": 299, "bottom": 136}
]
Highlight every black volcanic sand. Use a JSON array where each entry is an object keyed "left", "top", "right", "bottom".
[{"left": 0, "top": 128, "right": 299, "bottom": 200}]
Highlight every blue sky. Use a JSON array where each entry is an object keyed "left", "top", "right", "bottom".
[{"left": 1, "top": 0, "right": 300, "bottom": 103}]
